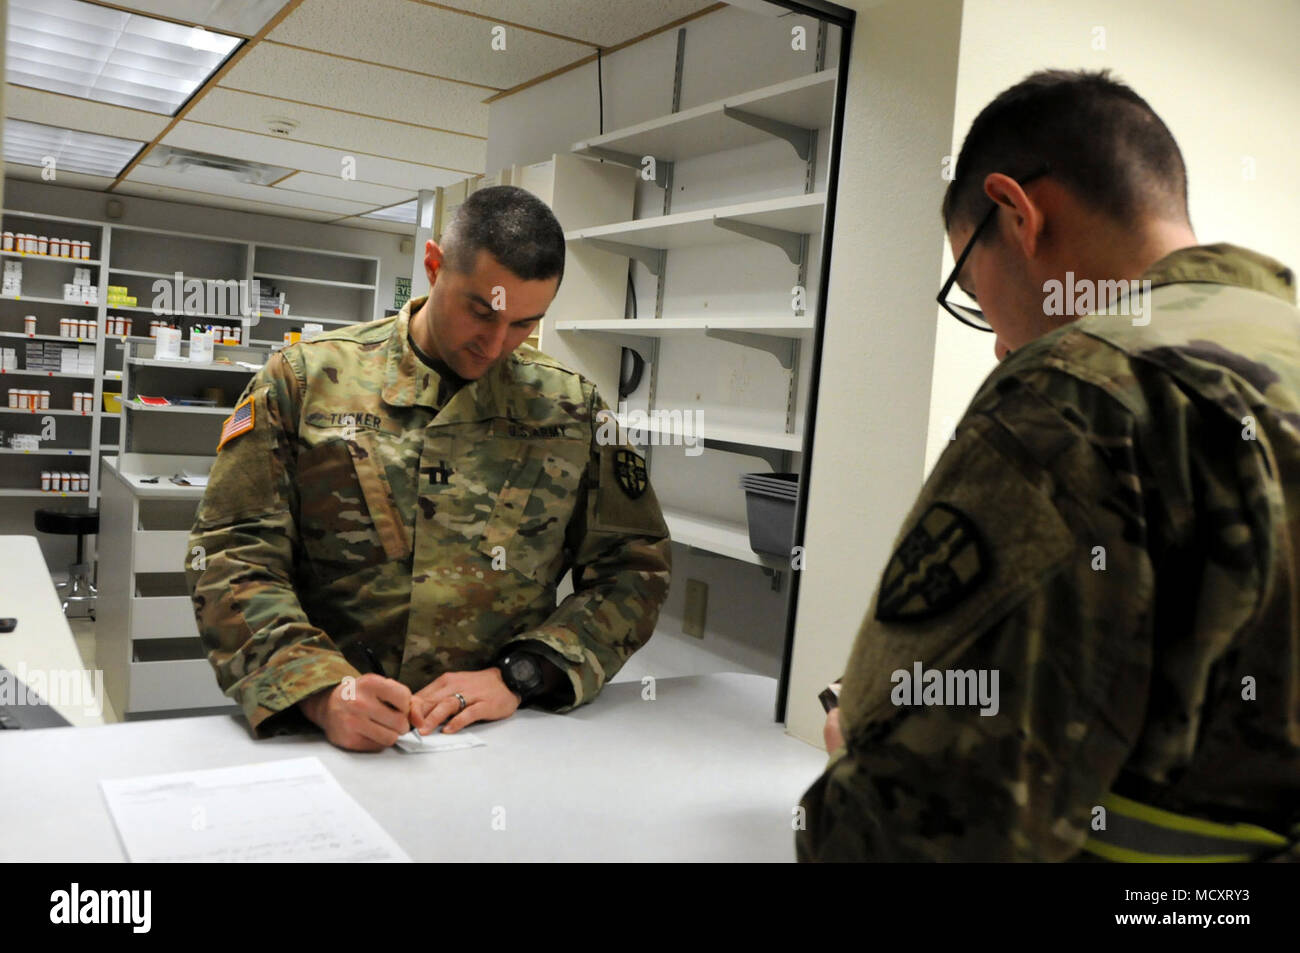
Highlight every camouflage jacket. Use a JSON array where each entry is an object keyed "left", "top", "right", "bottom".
[
  {"left": 187, "top": 297, "right": 671, "bottom": 737},
  {"left": 798, "top": 244, "right": 1300, "bottom": 861}
]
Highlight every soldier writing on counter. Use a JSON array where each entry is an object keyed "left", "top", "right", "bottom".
[
  {"left": 799, "top": 70, "right": 1300, "bottom": 861},
  {"left": 187, "top": 186, "right": 671, "bottom": 751}
]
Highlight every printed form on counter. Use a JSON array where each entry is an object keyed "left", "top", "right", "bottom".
[{"left": 100, "top": 757, "right": 411, "bottom": 862}]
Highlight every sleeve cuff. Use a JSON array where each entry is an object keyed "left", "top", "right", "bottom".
[
  {"left": 501, "top": 630, "right": 591, "bottom": 711},
  {"left": 231, "top": 647, "right": 363, "bottom": 739}
]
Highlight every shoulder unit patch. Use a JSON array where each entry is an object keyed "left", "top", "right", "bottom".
[
  {"left": 613, "top": 448, "right": 648, "bottom": 499},
  {"left": 875, "top": 502, "right": 988, "bottom": 623}
]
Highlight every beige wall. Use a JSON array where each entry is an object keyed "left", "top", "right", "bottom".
[
  {"left": 784, "top": 0, "right": 964, "bottom": 744},
  {"left": 925, "top": 0, "right": 1300, "bottom": 472},
  {"left": 787, "top": 0, "right": 1300, "bottom": 748}
]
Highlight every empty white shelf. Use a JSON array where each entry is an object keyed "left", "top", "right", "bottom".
[
  {"left": 664, "top": 509, "right": 784, "bottom": 568},
  {"left": 572, "top": 70, "right": 838, "bottom": 162},
  {"left": 566, "top": 193, "right": 825, "bottom": 251}
]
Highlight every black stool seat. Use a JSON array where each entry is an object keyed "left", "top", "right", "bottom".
[{"left": 34, "top": 509, "right": 99, "bottom": 536}]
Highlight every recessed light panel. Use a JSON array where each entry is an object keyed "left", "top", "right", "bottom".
[
  {"left": 4, "top": 118, "right": 145, "bottom": 177},
  {"left": 6, "top": 0, "right": 242, "bottom": 115}
]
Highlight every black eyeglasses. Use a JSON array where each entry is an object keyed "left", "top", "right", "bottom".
[{"left": 937, "top": 166, "right": 1051, "bottom": 332}]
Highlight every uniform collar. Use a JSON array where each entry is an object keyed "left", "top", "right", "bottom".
[
  {"left": 382, "top": 295, "right": 516, "bottom": 423},
  {"left": 1142, "top": 243, "right": 1296, "bottom": 305}
]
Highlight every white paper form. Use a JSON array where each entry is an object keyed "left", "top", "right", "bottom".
[
  {"left": 99, "top": 756, "right": 410, "bottom": 862},
  {"left": 395, "top": 728, "right": 484, "bottom": 754}
]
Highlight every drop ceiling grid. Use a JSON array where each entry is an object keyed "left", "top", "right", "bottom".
[
  {"left": 216, "top": 43, "right": 491, "bottom": 132},
  {"left": 4, "top": 0, "right": 732, "bottom": 223},
  {"left": 113, "top": 181, "right": 343, "bottom": 220},
  {"left": 6, "top": 165, "right": 119, "bottom": 191},
  {"left": 432, "top": 0, "right": 720, "bottom": 48},
  {"left": 331, "top": 214, "right": 413, "bottom": 235},
  {"left": 184, "top": 88, "right": 486, "bottom": 170},
  {"left": 266, "top": 0, "right": 594, "bottom": 90},
  {"left": 273, "top": 171, "right": 416, "bottom": 208},
  {"left": 126, "top": 164, "right": 380, "bottom": 215},
  {"left": 5, "top": 85, "right": 170, "bottom": 143},
  {"left": 92, "top": 0, "right": 285, "bottom": 36},
  {"left": 154, "top": 122, "right": 469, "bottom": 191}
]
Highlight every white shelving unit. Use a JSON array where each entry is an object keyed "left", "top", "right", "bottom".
[
  {"left": 553, "top": 316, "right": 815, "bottom": 334},
  {"left": 546, "top": 69, "right": 837, "bottom": 573},
  {"left": 616, "top": 413, "right": 803, "bottom": 454},
  {"left": 0, "top": 489, "right": 89, "bottom": 498},
  {"left": 0, "top": 211, "right": 107, "bottom": 506},
  {"left": 567, "top": 193, "right": 825, "bottom": 253},
  {"left": 123, "top": 403, "right": 237, "bottom": 416},
  {"left": 501, "top": 57, "right": 845, "bottom": 718},
  {"left": 0, "top": 206, "right": 383, "bottom": 717},
  {"left": 573, "top": 70, "right": 838, "bottom": 167},
  {"left": 98, "top": 452, "right": 234, "bottom": 717},
  {"left": 661, "top": 509, "right": 784, "bottom": 569},
  {"left": 0, "top": 208, "right": 381, "bottom": 510}
]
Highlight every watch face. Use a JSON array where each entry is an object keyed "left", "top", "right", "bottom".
[{"left": 508, "top": 656, "right": 542, "bottom": 692}]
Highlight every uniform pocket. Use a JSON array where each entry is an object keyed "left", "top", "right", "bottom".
[
  {"left": 297, "top": 438, "right": 390, "bottom": 577},
  {"left": 478, "top": 440, "right": 587, "bottom": 585}
]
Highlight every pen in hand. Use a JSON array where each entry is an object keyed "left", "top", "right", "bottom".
[
  {"left": 362, "top": 645, "right": 386, "bottom": 678},
  {"left": 363, "top": 644, "right": 424, "bottom": 736}
]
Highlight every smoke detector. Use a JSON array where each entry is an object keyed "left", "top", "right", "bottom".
[{"left": 265, "top": 116, "right": 300, "bottom": 136}]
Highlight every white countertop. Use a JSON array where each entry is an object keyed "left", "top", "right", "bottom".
[
  {"left": 0, "top": 535, "right": 104, "bottom": 727},
  {"left": 0, "top": 672, "right": 825, "bottom": 862},
  {"left": 100, "top": 454, "right": 208, "bottom": 499}
]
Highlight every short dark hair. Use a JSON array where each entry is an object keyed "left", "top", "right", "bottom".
[
  {"left": 942, "top": 69, "right": 1189, "bottom": 234},
  {"left": 442, "top": 185, "right": 566, "bottom": 286}
]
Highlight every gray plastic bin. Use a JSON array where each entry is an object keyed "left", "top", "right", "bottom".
[{"left": 741, "top": 472, "right": 799, "bottom": 557}]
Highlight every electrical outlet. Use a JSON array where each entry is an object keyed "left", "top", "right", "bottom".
[{"left": 683, "top": 578, "right": 707, "bottom": 639}]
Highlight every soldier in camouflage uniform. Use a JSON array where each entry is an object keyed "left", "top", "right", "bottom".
[
  {"left": 798, "top": 71, "right": 1300, "bottom": 861},
  {"left": 187, "top": 187, "right": 671, "bottom": 750}
]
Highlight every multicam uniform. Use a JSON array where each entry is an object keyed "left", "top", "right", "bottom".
[
  {"left": 798, "top": 244, "right": 1300, "bottom": 861},
  {"left": 187, "top": 296, "right": 671, "bottom": 737}
]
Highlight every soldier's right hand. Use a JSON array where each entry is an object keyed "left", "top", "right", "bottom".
[{"left": 298, "top": 675, "right": 414, "bottom": 752}]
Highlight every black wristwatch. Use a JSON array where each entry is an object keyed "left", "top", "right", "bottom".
[{"left": 497, "top": 651, "right": 545, "bottom": 703}]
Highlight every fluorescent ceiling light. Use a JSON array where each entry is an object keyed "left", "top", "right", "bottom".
[
  {"left": 4, "top": 118, "right": 144, "bottom": 177},
  {"left": 6, "top": 0, "right": 242, "bottom": 115},
  {"left": 363, "top": 201, "right": 418, "bottom": 225}
]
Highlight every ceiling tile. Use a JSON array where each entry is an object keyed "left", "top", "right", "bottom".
[
  {"left": 160, "top": 121, "right": 469, "bottom": 191},
  {"left": 5, "top": 162, "right": 117, "bottom": 191},
  {"left": 268, "top": 0, "right": 592, "bottom": 89},
  {"left": 330, "top": 214, "right": 413, "bottom": 235},
  {"left": 97, "top": 0, "right": 285, "bottom": 35},
  {"left": 114, "top": 179, "right": 337, "bottom": 220},
  {"left": 220, "top": 43, "right": 489, "bottom": 133},
  {"left": 124, "top": 163, "right": 379, "bottom": 215},
  {"left": 435, "top": 0, "right": 718, "bottom": 48},
  {"left": 184, "top": 87, "right": 485, "bottom": 170},
  {"left": 5, "top": 84, "right": 171, "bottom": 142},
  {"left": 275, "top": 171, "right": 414, "bottom": 208}
]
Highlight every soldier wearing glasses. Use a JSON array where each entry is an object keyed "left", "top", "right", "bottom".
[{"left": 799, "top": 70, "right": 1300, "bottom": 861}]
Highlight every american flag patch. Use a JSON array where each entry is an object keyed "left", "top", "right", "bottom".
[{"left": 217, "top": 395, "right": 256, "bottom": 451}]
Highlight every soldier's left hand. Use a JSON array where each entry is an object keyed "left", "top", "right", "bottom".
[{"left": 409, "top": 668, "right": 521, "bottom": 735}]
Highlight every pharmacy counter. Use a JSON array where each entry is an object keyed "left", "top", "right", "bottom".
[
  {"left": 0, "top": 673, "right": 825, "bottom": 862},
  {"left": 0, "top": 535, "right": 103, "bottom": 727}
]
